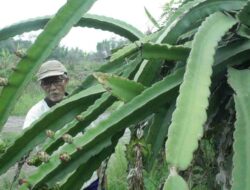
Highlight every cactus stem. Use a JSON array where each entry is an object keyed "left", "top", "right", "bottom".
[{"left": 0, "top": 77, "right": 8, "bottom": 86}]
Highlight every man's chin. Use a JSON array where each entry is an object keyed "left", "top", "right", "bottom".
[{"left": 49, "top": 95, "right": 63, "bottom": 102}]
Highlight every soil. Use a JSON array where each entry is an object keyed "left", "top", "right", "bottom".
[
  {"left": 0, "top": 116, "right": 27, "bottom": 189},
  {"left": 2, "top": 116, "right": 24, "bottom": 133}
]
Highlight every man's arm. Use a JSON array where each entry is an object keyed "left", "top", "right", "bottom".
[
  {"left": 23, "top": 110, "right": 40, "bottom": 129},
  {"left": 22, "top": 100, "right": 49, "bottom": 129}
]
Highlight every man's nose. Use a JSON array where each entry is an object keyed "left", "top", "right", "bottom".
[{"left": 49, "top": 83, "right": 57, "bottom": 90}]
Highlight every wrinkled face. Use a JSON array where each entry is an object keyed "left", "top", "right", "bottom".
[{"left": 40, "top": 75, "right": 68, "bottom": 102}]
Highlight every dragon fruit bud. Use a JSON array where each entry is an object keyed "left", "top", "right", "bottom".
[
  {"left": 76, "top": 147, "right": 82, "bottom": 151},
  {"left": 18, "top": 178, "right": 28, "bottom": 185},
  {"left": 37, "top": 151, "right": 50, "bottom": 163},
  {"left": 27, "top": 156, "right": 40, "bottom": 166},
  {"left": 75, "top": 115, "right": 84, "bottom": 121},
  {"left": 46, "top": 130, "right": 55, "bottom": 138},
  {"left": 59, "top": 152, "right": 71, "bottom": 162},
  {"left": 62, "top": 134, "right": 73, "bottom": 144}
]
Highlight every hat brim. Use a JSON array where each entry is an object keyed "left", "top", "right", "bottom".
[{"left": 37, "top": 71, "right": 65, "bottom": 81}]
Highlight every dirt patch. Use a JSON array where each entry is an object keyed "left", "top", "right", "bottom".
[
  {"left": 2, "top": 116, "right": 24, "bottom": 133},
  {"left": 0, "top": 116, "right": 26, "bottom": 190},
  {"left": 0, "top": 116, "right": 37, "bottom": 189}
]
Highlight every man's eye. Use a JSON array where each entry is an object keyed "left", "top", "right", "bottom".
[
  {"left": 55, "top": 79, "right": 63, "bottom": 83},
  {"left": 42, "top": 81, "right": 52, "bottom": 85},
  {"left": 41, "top": 79, "right": 64, "bottom": 86}
]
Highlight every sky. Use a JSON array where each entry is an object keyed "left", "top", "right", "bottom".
[{"left": 0, "top": 0, "right": 166, "bottom": 52}]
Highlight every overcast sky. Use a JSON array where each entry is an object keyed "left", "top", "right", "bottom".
[{"left": 0, "top": 0, "right": 166, "bottom": 52}]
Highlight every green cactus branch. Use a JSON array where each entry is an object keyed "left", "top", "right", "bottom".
[
  {"left": 237, "top": 24, "right": 250, "bottom": 39},
  {"left": 60, "top": 142, "right": 115, "bottom": 190},
  {"left": 163, "top": 167, "right": 189, "bottom": 190},
  {"left": 228, "top": 68, "right": 250, "bottom": 190},
  {"left": 133, "top": 36, "right": 168, "bottom": 86},
  {"left": 160, "top": 0, "right": 246, "bottom": 44},
  {"left": 20, "top": 135, "right": 113, "bottom": 189},
  {"left": 165, "top": 12, "right": 237, "bottom": 170},
  {"left": 72, "top": 50, "right": 143, "bottom": 94},
  {"left": 165, "top": 0, "right": 206, "bottom": 27},
  {"left": 93, "top": 72, "right": 146, "bottom": 102},
  {"left": 215, "top": 39, "right": 250, "bottom": 64},
  {"left": 78, "top": 14, "right": 144, "bottom": 41},
  {"left": 0, "top": 0, "right": 97, "bottom": 130},
  {"left": 0, "top": 13, "right": 144, "bottom": 42},
  {"left": 109, "top": 42, "right": 142, "bottom": 63},
  {"left": 212, "top": 40, "right": 250, "bottom": 77},
  {"left": 108, "top": 31, "right": 170, "bottom": 64},
  {"left": 0, "top": 55, "right": 142, "bottom": 177},
  {"left": 60, "top": 131, "right": 123, "bottom": 190},
  {"left": 43, "top": 93, "right": 115, "bottom": 155},
  {"left": 133, "top": 7, "right": 193, "bottom": 86},
  {"left": 0, "top": 85, "right": 104, "bottom": 176},
  {"left": 237, "top": 0, "right": 250, "bottom": 27},
  {"left": 163, "top": 168, "right": 189, "bottom": 190},
  {"left": 20, "top": 68, "right": 184, "bottom": 188},
  {"left": 1, "top": 0, "right": 250, "bottom": 189},
  {"left": 141, "top": 42, "right": 190, "bottom": 61},
  {"left": 145, "top": 104, "right": 175, "bottom": 171}
]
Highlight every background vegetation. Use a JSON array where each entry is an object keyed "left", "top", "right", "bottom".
[
  {"left": 0, "top": 37, "right": 126, "bottom": 115},
  {"left": 1, "top": 0, "right": 250, "bottom": 189}
]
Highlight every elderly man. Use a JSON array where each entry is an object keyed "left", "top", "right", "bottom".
[
  {"left": 23, "top": 60, "right": 69, "bottom": 129},
  {"left": 22, "top": 60, "right": 100, "bottom": 190}
]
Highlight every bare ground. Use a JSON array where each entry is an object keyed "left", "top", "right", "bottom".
[
  {"left": 1, "top": 116, "right": 36, "bottom": 190},
  {"left": 2, "top": 116, "right": 24, "bottom": 133}
]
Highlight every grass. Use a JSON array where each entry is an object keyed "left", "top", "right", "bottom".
[
  {"left": 0, "top": 131, "right": 24, "bottom": 190},
  {"left": 12, "top": 82, "right": 44, "bottom": 116},
  {"left": 106, "top": 130, "right": 130, "bottom": 190}
]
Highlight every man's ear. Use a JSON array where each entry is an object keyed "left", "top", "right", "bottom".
[{"left": 64, "top": 77, "right": 69, "bottom": 85}]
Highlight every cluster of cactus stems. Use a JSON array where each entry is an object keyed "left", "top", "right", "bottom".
[
  {"left": 0, "top": 0, "right": 250, "bottom": 189},
  {"left": 27, "top": 132, "right": 75, "bottom": 167}
]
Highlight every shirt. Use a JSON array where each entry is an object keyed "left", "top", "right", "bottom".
[
  {"left": 23, "top": 99, "right": 50, "bottom": 129},
  {"left": 22, "top": 97, "right": 99, "bottom": 189}
]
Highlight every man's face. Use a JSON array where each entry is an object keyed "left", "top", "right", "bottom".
[{"left": 40, "top": 75, "right": 68, "bottom": 102}]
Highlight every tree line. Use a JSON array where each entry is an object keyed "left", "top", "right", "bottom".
[{"left": 0, "top": 37, "right": 127, "bottom": 80}]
